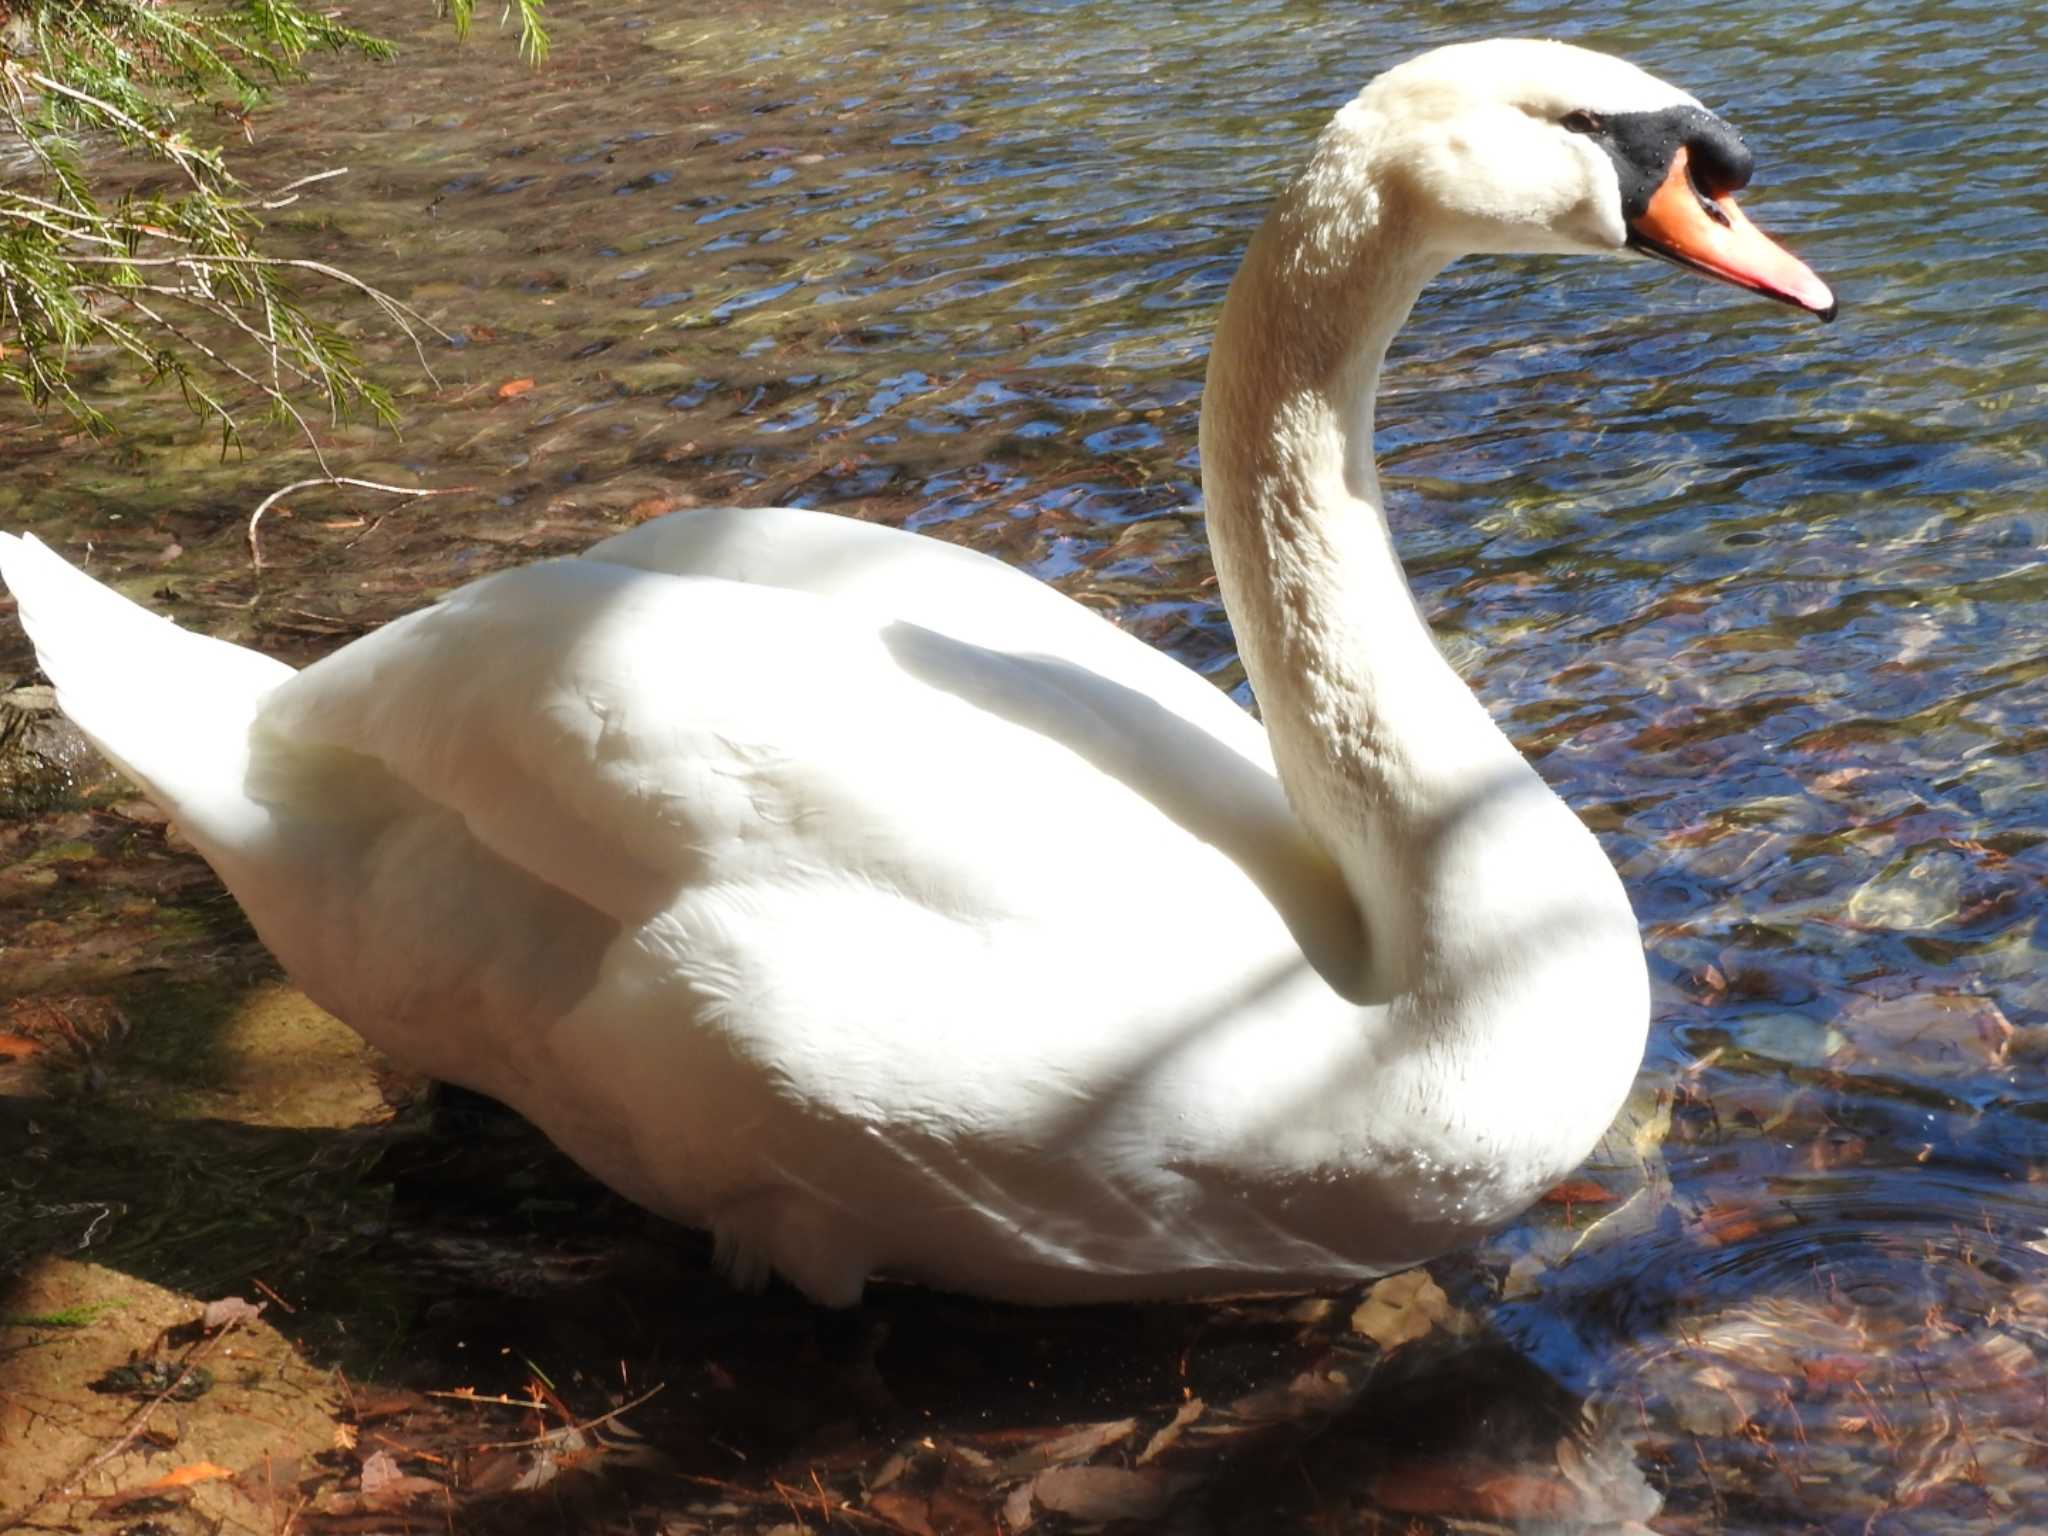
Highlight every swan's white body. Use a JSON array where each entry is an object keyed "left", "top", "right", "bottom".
[{"left": 4, "top": 40, "right": 1831, "bottom": 1305}]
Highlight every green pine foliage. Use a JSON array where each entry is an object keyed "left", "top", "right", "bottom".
[{"left": 0, "top": 1, "right": 546, "bottom": 448}]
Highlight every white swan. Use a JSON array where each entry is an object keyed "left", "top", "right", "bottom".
[{"left": 0, "top": 39, "right": 1832, "bottom": 1306}]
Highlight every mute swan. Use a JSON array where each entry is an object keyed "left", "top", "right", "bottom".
[{"left": 0, "top": 39, "right": 1832, "bottom": 1306}]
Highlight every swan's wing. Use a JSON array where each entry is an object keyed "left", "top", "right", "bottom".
[
  {"left": 581, "top": 508, "right": 1364, "bottom": 985},
  {"left": 254, "top": 555, "right": 1342, "bottom": 1018},
  {"left": 584, "top": 506, "right": 1271, "bottom": 762},
  {"left": 258, "top": 559, "right": 1275, "bottom": 1083},
  {"left": 264, "top": 558, "right": 1194, "bottom": 917}
]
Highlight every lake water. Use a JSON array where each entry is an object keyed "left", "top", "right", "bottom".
[{"left": 3, "top": 0, "right": 2044, "bottom": 1531}]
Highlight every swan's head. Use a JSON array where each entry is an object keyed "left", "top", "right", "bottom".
[{"left": 1336, "top": 38, "right": 1834, "bottom": 318}]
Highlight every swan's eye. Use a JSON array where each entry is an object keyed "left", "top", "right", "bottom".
[{"left": 1561, "top": 110, "right": 1602, "bottom": 135}]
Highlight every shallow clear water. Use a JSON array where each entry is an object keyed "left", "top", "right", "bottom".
[{"left": 3, "top": 0, "right": 2046, "bottom": 1530}]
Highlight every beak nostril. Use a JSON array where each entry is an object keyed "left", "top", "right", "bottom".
[
  {"left": 1684, "top": 132, "right": 1754, "bottom": 199},
  {"left": 1682, "top": 154, "right": 1736, "bottom": 226}
]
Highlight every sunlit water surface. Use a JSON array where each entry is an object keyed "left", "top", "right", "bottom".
[{"left": 3, "top": 0, "right": 2045, "bottom": 1531}]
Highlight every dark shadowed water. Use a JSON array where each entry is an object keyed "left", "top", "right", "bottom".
[{"left": 3, "top": 1, "right": 2045, "bottom": 1531}]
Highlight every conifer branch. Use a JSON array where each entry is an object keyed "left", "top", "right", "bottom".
[{"left": 0, "top": 1, "right": 548, "bottom": 443}]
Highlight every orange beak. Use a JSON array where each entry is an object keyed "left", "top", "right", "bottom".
[{"left": 1629, "top": 147, "right": 1836, "bottom": 320}]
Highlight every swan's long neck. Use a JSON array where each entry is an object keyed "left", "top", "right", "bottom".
[{"left": 1199, "top": 118, "right": 1556, "bottom": 1002}]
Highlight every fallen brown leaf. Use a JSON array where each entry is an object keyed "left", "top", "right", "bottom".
[
  {"left": 1229, "top": 1368, "right": 1357, "bottom": 1422},
  {"left": 998, "top": 1416, "right": 1136, "bottom": 1478},
  {"left": 1807, "top": 1132, "right": 1867, "bottom": 1171},
  {"left": 866, "top": 1488, "right": 937, "bottom": 1535},
  {"left": 1836, "top": 991, "right": 2014, "bottom": 1071},
  {"left": 1372, "top": 1458, "right": 1579, "bottom": 1521},
  {"left": 1541, "top": 1177, "right": 1619, "bottom": 1223},
  {"left": 628, "top": 493, "right": 692, "bottom": 523},
  {"left": 103, "top": 1460, "right": 234, "bottom": 1501},
  {"left": 1800, "top": 1355, "right": 1866, "bottom": 1393},
  {"left": 1137, "top": 1399, "right": 1203, "bottom": 1465},
  {"left": 1029, "top": 1465, "right": 1170, "bottom": 1523},
  {"left": 1351, "top": 1268, "right": 1459, "bottom": 1352},
  {"left": 350, "top": 1389, "right": 431, "bottom": 1423},
  {"left": 1543, "top": 1178, "right": 1620, "bottom": 1207},
  {"left": 355, "top": 1447, "right": 445, "bottom": 1509},
  {"left": 1694, "top": 1199, "right": 1799, "bottom": 1248},
  {"left": 1002, "top": 1479, "right": 1035, "bottom": 1531}
]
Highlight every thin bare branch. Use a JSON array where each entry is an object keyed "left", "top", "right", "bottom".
[
  {"left": 117, "top": 280, "right": 326, "bottom": 392},
  {"left": 465, "top": 1383, "right": 668, "bottom": 1452},
  {"left": 246, "top": 476, "right": 475, "bottom": 569},
  {"left": 257, "top": 166, "right": 351, "bottom": 208},
  {"left": 119, "top": 291, "right": 327, "bottom": 465}
]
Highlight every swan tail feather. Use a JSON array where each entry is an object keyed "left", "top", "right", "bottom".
[{"left": 0, "top": 532, "right": 293, "bottom": 851}]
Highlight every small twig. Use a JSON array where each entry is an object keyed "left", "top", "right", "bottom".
[
  {"left": 467, "top": 1383, "right": 667, "bottom": 1451},
  {"left": 370, "top": 1432, "right": 450, "bottom": 1464},
  {"left": 672, "top": 1473, "right": 907, "bottom": 1533},
  {"left": 246, "top": 477, "right": 473, "bottom": 569},
  {"left": 248, "top": 1277, "right": 296, "bottom": 1315},
  {"left": 425, "top": 1389, "right": 549, "bottom": 1409},
  {"left": 123, "top": 282, "right": 325, "bottom": 392},
  {"left": 117, "top": 291, "right": 326, "bottom": 465},
  {"left": 258, "top": 166, "right": 350, "bottom": 209},
  {"left": 1691, "top": 1433, "right": 1723, "bottom": 1529},
  {"left": 0, "top": 198, "right": 129, "bottom": 247}
]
